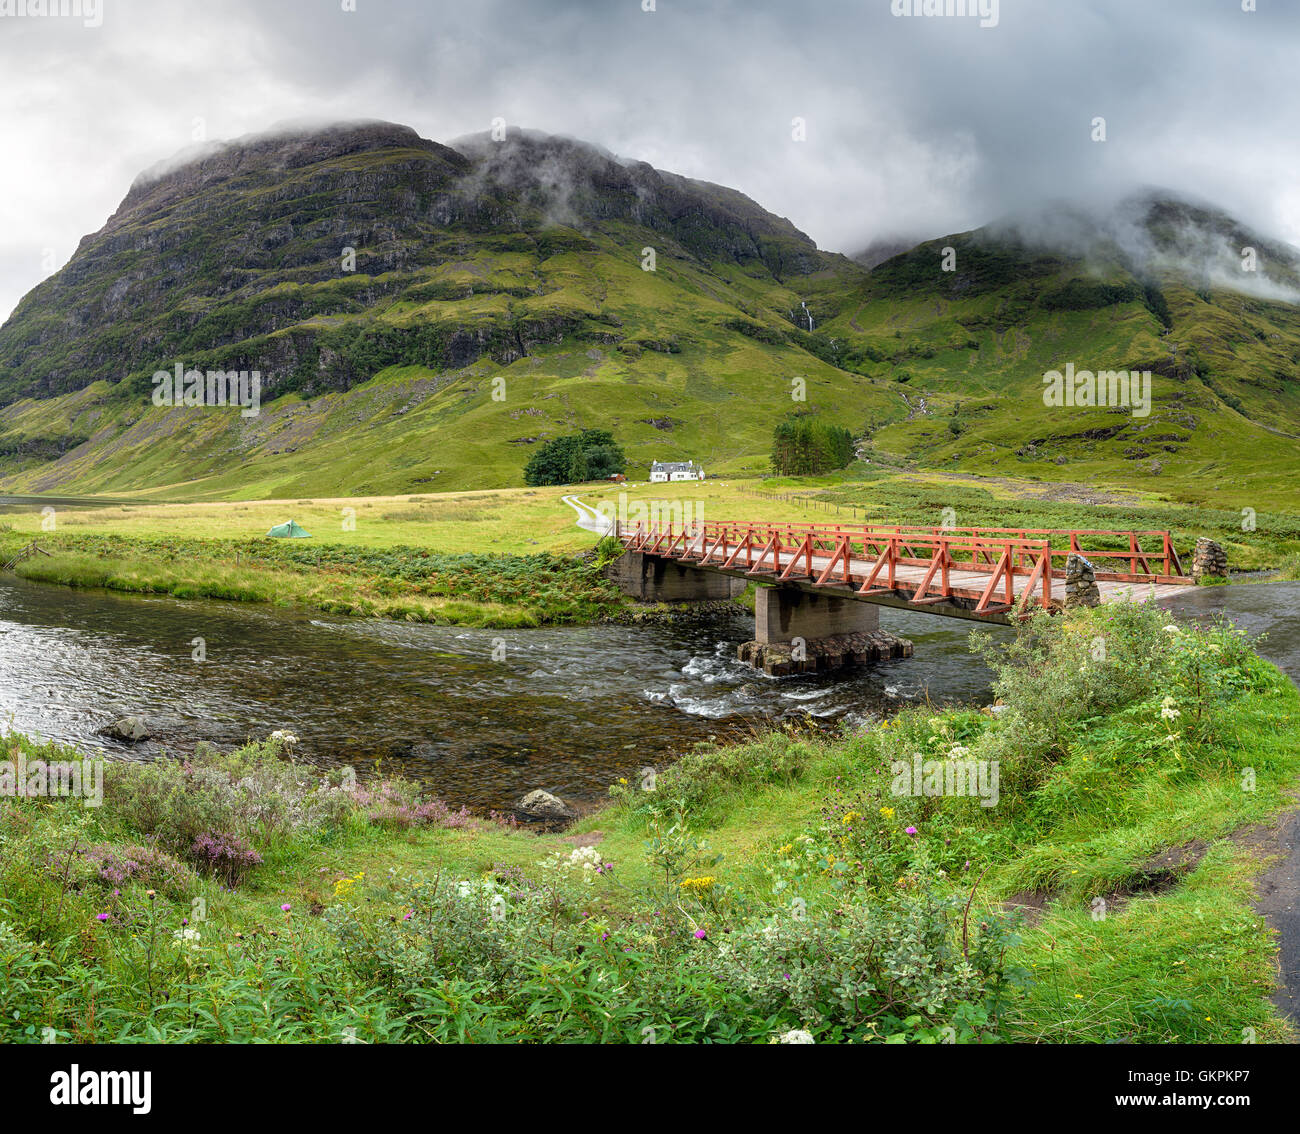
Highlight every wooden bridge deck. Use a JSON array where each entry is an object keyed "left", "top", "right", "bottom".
[{"left": 617, "top": 520, "right": 1194, "bottom": 622}]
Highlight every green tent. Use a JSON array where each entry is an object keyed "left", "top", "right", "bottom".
[{"left": 267, "top": 520, "right": 312, "bottom": 538}]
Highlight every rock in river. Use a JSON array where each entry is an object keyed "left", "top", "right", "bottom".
[
  {"left": 99, "top": 715, "right": 152, "bottom": 742},
  {"left": 516, "top": 789, "right": 576, "bottom": 822}
]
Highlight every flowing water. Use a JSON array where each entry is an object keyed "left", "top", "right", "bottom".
[{"left": 2, "top": 572, "right": 1296, "bottom": 813}]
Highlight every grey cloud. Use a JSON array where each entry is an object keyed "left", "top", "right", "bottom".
[{"left": 2, "top": 0, "right": 1298, "bottom": 321}]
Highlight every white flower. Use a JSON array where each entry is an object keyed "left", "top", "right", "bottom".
[
  {"left": 1162, "top": 625, "right": 1180, "bottom": 634},
  {"left": 269, "top": 730, "right": 299, "bottom": 746},
  {"left": 949, "top": 746, "right": 971, "bottom": 759},
  {"left": 173, "top": 927, "right": 201, "bottom": 948},
  {"left": 779, "top": 1029, "right": 814, "bottom": 1044},
  {"left": 1161, "top": 705, "right": 1181, "bottom": 721}
]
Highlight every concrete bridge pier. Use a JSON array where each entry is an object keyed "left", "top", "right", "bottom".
[
  {"left": 606, "top": 550, "right": 747, "bottom": 603},
  {"left": 755, "top": 585, "right": 879, "bottom": 643},
  {"left": 741, "top": 585, "right": 912, "bottom": 676}
]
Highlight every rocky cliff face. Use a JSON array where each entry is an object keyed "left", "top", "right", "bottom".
[{"left": 0, "top": 121, "right": 830, "bottom": 404}]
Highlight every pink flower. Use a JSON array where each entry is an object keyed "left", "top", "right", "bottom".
[
  {"left": 905, "top": 826, "right": 918, "bottom": 836},
  {"left": 693, "top": 928, "right": 707, "bottom": 940},
  {"left": 280, "top": 903, "right": 292, "bottom": 913}
]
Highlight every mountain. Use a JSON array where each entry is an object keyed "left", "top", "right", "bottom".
[
  {"left": 0, "top": 122, "right": 1297, "bottom": 508},
  {"left": 818, "top": 190, "right": 1300, "bottom": 508},
  {"left": 0, "top": 120, "right": 893, "bottom": 496}
]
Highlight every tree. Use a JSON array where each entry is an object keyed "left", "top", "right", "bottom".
[
  {"left": 524, "top": 429, "right": 627, "bottom": 486},
  {"left": 770, "top": 415, "right": 855, "bottom": 476}
]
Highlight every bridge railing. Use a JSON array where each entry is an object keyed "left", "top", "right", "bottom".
[
  {"left": 615, "top": 519, "right": 1189, "bottom": 615},
  {"left": 617, "top": 520, "right": 1065, "bottom": 613},
  {"left": 617, "top": 519, "right": 1184, "bottom": 581}
]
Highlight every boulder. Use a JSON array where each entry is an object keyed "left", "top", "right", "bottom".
[
  {"left": 516, "top": 789, "right": 576, "bottom": 822},
  {"left": 99, "top": 715, "right": 151, "bottom": 742}
]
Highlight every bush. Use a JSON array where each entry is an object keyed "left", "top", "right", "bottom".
[
  {"left": 188, "top": 832, "right": 263, "bottom": 887},
  {"left": 705, "top": 862, "right": 1020, "bottom": 1041}
]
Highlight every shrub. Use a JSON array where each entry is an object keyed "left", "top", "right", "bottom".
[
  {"left": 188, "top": 832, "right": 263, "bottom": 887},
  {"left": 80, "top": 843, "right": 198, "bottom": 900}
]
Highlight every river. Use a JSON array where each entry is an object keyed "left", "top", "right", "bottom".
[{"left": 1, "top": 573, "right": 1295, "bottom": 814}]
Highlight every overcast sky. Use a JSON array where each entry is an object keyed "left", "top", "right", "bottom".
[{"left": 1, "top": 0, "right": 1298, "bottom": 322}]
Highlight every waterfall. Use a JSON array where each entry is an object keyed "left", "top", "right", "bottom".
[{"left": 800, "top": 300, "right": 814, "bottom": 332}]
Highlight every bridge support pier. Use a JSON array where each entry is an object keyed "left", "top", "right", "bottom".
[
  {"left": 739, "top": 586, "right": 913, "bottom": 675},
  {"left": 755, "top": 585, "right": 879, "bottom": 643},
  {"left": 605, "top": 550, "right": 747, "bottom": 603}
]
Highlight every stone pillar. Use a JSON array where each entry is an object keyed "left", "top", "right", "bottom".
[
  {"left": 604, "top": 550, "right": 746, "bottom": 603},
  {"left": 754, "top": 586, "right": 879, "bottom": 643},
  {"left": 1191, "top": 538, "right": 1228, "bottom": 583},
  {"left": 1064, "top": 553, "right": 1100, "bottom": 607}
]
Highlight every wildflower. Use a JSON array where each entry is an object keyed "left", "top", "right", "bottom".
[
  {"left": 777, "top": 843, "right": 794, "bottom": 856},
  {"left": 840, "top": 811, "right": 862, "bottom": 825},
  {"left": 280, "top": 903, "right": 291, "bottom": 913},
  {"left": 1162, "top": 625, "right": 1180, "bottom": 633},
  {"left": 269, "top": 729, "right": 299, "bottom": 746},
  {"left": 778, "top": 1029, "right": 814, "bottom": 1044},
  {"left": 95, "top": 913, "right": 109, "bottom": 922},
  {"left": 173, "top": 926, "right": 202, "bottom": 948},
  {"left": 905, "top": 826, "right": 918, "bottom": 836},
  {"left": 693, "top": 928, "right": 707, "bottom": 940},
  {"left": 1160, "top": 696, "right": 1181, "bottom": 721},
  {"left": 879, "top": 806, "right": 895, "bottom": 819},
  {"left": 949, "top": 746, "right": 971, "bottom": 759},
  {"left": 145, "top": 889, "right": 156, "bottom": 900},
  {"left": 617, "top": 777, "right": 628, "bottom": 785},
  {"left": 681, "top": 877, "right": 716, "bottom": 891}
]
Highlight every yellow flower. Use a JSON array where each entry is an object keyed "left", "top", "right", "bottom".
[
  {"left": 680, "top": 876, "right": 716, "bottom": 891},
  {"left": 618, "top": 777, "right": 628, "bottom": 785},
  {"left": 879, "top": 806, "right": 895, "bottom": 819},
  {"left": 777, "top": 844, "right": 794, "bottom": 856},
  {"left": 841, "top": 811, "right": 862, "bottom": 825}
]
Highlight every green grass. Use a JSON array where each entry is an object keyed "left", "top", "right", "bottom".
[{"left": 1, "top": 602, "right": 1296, "bottom": 1042}]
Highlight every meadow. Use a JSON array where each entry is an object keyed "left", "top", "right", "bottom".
[
  {"left": 1, "top": 602, "right": 1294, "bottom": 1042},
  {"left": 1, "top": 469, "right": 1297, "bottom": 629}
]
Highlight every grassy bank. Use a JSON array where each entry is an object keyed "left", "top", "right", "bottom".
[
  {"left": 1, "top": 601, "right": 1297, "bottom": 1043},
  {"left": 3, "top": 532, "right": 633, "bottom": 628},
  {"left": 3, "top": 471, "right": 1298, "bottom": 627}
]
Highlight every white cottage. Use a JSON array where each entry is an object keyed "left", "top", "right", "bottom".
[{"left": 649, "top": 460, "right": 705, "bottom": 483}]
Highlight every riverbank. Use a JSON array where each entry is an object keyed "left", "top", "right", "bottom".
[
  {"left": 3, "top": 602, "right": 1297, "bottom": 1043},
  {"left": 1, "top": 531, "right": 642, "bottom": 629}
]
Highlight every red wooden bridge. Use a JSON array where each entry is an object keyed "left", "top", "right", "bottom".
[{"left": 615, "top": 519, "right": 1193, "bottom": 623}]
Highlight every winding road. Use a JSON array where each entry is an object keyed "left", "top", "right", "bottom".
[{"left": 561, "top": 494, "right": 614, "bottom": 535}]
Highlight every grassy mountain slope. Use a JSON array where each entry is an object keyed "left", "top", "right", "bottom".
[
  {"left": 810, "top": 195, "right": 1300, "bottom": 510},
  {"left": 0, "top": 124, "right": 1297, "bottom": 505},
  {"left": 0, "top": 122, "right": 899, "bottom": 497}
]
